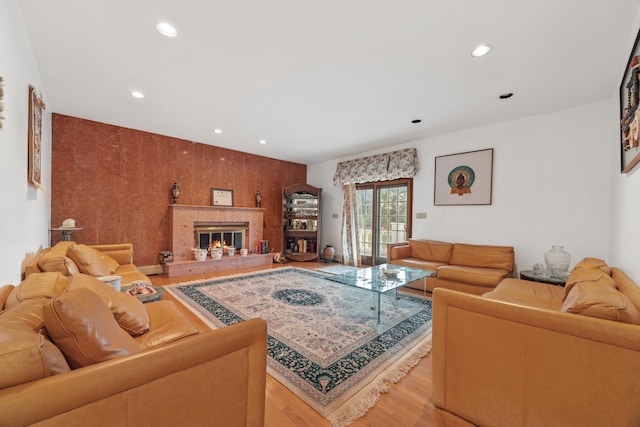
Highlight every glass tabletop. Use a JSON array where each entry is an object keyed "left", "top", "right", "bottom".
[{"left": 321, "top": 263, "right": 434, "bottom": 293}]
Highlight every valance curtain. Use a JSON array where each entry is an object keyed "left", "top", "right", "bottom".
[{"left": 332, "top": 147, "right": 419, "bottom": 186}]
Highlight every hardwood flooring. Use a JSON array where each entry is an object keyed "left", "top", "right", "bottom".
[{"left": 152, "top": 262, "right": 474, "bottom": 427}]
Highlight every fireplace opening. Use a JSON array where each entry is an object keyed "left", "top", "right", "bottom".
[{"left": 194, "top": 222, "right": 248, "bottom": 250}]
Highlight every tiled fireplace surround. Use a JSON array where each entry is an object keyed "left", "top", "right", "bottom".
[{"left": 163, "top": 205, "right": 272, "bottom": 277}]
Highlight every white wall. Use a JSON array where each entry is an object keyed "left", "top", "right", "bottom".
[
  {"left": 611, "top": 13, "right": 640, "bottom": 282},
  {"left": 308, "top": 100, "right": 614, "bottom": 275},
  {"left": 0, "top": 0, "right": 51, "bottom": 284}
]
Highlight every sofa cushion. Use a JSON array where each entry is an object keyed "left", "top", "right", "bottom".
[
  {"left": 564, "top": 268, "right": 617, "bottom": 300},
  {"left": 450, "top": 243, "right": 514, "bottom": 271},
  {"left": 135, "top": 301, "right": 199, "bottom": 350},
  {"left": 483, "top": 278, "right": 565, "bottom": 310},
  {"left": 0, "top": 298, "right": 71, "bottom": 389},
  {"left": 37, "top": 252, "right": 80, "bottom": 276},
  {"left": 388, "top": 257, "right": 445, "bottom": 272},
  {"left": 5, "top": 272, "right": 70, "bottom": 308},
  {"left": 69, "top": 274, "right": 150, "bottom": 336},
  {"left": 561, "top": 282, "right": 640, "bottom": 325},
  {"left": 67, "top": 244, "right": 120, "bottom": 276},
  {"left": 437, "top": 265, "right": 510, "bottom": 288},
  {"left": 43, "top": 288, "right": 142, "bottom": 369},
  {"left": 409, "top": 239, "right": 453, "bottom": 263},
  {"left": 572, "top": 257, "right": 611, "bottom": 276}
]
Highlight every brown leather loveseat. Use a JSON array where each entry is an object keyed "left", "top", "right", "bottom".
[
  {"left": 387, "top": 239, "right": 515, "bottom": 294},
  {"left": 0, "top": 271, "right": 267, "bottom": 426},
  {"left": 432, "top": 258, "right": 640, "bottom": 426}
]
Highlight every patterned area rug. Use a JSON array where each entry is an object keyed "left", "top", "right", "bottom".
[{"left": 166, "top": 267, "right": 432, "bottom": 426}]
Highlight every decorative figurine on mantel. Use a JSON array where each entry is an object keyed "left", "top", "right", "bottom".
[
  {"left": 171, "top": 182, "right": 181, "bottom": 204},
  {"left": 255, "top": 191, "right": 262, "bottom": 208}
]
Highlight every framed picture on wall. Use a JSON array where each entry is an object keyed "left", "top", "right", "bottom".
[
  {"left": 434, "top": 148, "right": 493, "bottom": 206},
  {"left": 211, "top": 188, "right": 234, "bottom": 206},
  {"left": 28, "top": 85, "right": 46, "bottom": 191},
  {"left": 620, "top": 26, "right": 640, "bottom": 173}
]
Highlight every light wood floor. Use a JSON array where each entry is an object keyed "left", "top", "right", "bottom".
[{"left": 152, "top": 262, "right": 474, "bottom": 427}]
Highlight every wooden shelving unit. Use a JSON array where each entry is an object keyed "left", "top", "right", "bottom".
[{"left": 283, "top": 183, "right": 321, "bottom": 261}]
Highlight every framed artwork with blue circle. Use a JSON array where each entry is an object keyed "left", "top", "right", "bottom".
[{"left": 434, "top": 148, "right": 493, "bottom": 205}]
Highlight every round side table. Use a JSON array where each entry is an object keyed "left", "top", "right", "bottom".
[{"left": 519, "top": 270, "right": 567, "bottom": 287}]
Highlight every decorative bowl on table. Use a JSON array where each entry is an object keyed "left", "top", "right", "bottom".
[{"left": 383, "top": 269, "right": 399, "bottom": 278}]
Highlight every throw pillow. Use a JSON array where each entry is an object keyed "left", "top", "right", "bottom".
[
  {"left": 564, "top": 268, "right": 616, "bottom": 300},
  {"left": 571, "top": 257, "right": 611, "bottom": 276},
  {"left": 37, "top": 252, "right": 80, "bottom": 276},
  {"left": 5, "top": 272, "right": 70, "bottom": 308},
  {"left": 69, "top": 274, "right": 150, "bottom": 336},
  {"left": 67, "top": 244, "right": 120, "bottom": 277},
  {"left": 561, "top": 281, "right": 640, "bottom": 325},
  {"left": 43, "top": 287, "right": 141, "bottom": 369}
]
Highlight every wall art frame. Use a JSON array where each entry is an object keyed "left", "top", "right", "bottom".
[
  {"left": 211, "top": 188, "right": 234, "bottom": 206},
  {"left": 620, "top": 26, "right": 640, "bottom": 173},
  {"left": 28, "top": 85, "right": 46, "bottom": 190},
  {"left": 434, "top": 148, "right": 493, "bottom": 206},
  {"left": 0, "top": 76, "right": 5, "bottom": 130}
]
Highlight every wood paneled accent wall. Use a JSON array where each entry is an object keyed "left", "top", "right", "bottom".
[{"left": 51, "top": 114, "right": 307, "bottom": 266}]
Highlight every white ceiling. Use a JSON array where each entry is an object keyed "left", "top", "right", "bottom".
[{"left": 18, "top": 0, "right": 640, "bottom": 164}]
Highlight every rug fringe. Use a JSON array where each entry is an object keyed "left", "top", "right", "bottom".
[{"left": 328, "top": 338, "right": 433, "bottom": 427}]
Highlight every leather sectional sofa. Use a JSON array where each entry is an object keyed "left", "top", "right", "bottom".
[
  {"left": 432, "top": 257, "right": 640, "bottom": 426},
  {"left": 25, "top": 241, "right": 150, "bottom": 285},
  {"left": 387, "top": 239, "right": 515, "bottom": 294},
  {"left": 0, "top": 249, "right": 267, "bottom": 426}
]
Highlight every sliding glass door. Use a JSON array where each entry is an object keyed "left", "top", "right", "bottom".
[{"left": 356, "top": 179, "right": 412, "bottom": 265}]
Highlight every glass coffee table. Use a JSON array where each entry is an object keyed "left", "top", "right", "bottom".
[{"left": 321, "top": 264, "right": 434, "bottom": 332}]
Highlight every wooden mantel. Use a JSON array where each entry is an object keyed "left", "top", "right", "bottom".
[{"left": 169, "top": 205, "right": 265, "bottom": 262}]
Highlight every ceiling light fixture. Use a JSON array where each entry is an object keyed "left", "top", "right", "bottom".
[
  {"left": 130, "top": 90, "right": 145, "bottom": 99},
  {"left": 411, "top": 119, "right": 422, "bottom": 124},
  {"left": 213, "top": 128, "right": 222, "bottom": 134},
  {"left": 259, "top": 140, "right": 267, "bottom": 145},
  {"left": 499, "top": 93, "right": 514, "bottom": 99},
  {"left": 156, "top": 22, "right": 177, "bottom": 38},
  {"left": 471, "top": 44, "right": 491, "bottom": 57}
]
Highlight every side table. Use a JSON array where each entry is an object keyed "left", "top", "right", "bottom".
[
  {"left": 121, "top": 285, "right": 165, "bottom": 303},
  {"left": 519, "top": 270, "right": 567, "bottom": 287}
]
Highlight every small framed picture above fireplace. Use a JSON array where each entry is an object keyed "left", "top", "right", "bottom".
[{"left": 211, "top": 188, "right": 234, "bottom": 206}]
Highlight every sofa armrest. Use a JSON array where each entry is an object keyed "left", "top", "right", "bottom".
[
  {"left": 387, "top": 242, "right": 411, "bottom": 261},
  {"left": 432, "top": 288, "right": 640, "bottom": 427},
  {"left": 0, "top": 318, "right": 267, "bottom": 427},
  {"left": 90, "top": 243, "right": 134, "bottom": 265}
]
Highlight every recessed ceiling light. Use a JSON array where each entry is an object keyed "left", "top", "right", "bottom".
[
  {"left": 156, "top": 22, "right": 177, "bottom": 38},
  {"left": 259, "top": 140, "right": 267, "bottom": 145},
  {"left": 499, "top": 93, "right": 514, "bottom": 99},
  {"left": 411, "top": 119, "right": 422, "bottom": 124},
  {"left": 213, "top": 128, "right": 222, "bottom": 134},
  {"left": 130, "top": 90, "right": 145, "bottom": 99},
  {"left": 471, "top": 44, "right": 491, "bottom": 57}
]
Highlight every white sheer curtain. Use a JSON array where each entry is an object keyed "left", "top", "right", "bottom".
[{"left": 340, "top": 184, "right": 360, "bottom": 266}]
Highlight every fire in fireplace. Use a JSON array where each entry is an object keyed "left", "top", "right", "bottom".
[{"left": 194, "top": 222, "right": 248, "bottom": 250}]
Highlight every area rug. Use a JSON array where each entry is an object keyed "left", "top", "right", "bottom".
[
  {"left": 166, "top": 267, "right": 432, "bottom": 426},
  {"left": 316, "top": 264, "right": 362, "bottom": 275}
]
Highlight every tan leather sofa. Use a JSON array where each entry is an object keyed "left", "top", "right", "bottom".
[
  {"left": 432, "top": 258, "right": 640, "bottom": 427},
  {"left": 26, "top": 241, "right": 150, "bottom": 285},
  {"left": 0, "top": 271, "right": 267, "bottom": 426},
  {"left": 387, "top": 239, "right": 515, "bottom": 294}
]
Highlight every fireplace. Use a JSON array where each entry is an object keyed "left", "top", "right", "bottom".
[{"left": 194, "top": 222, "right": 248, "bottom": 250}]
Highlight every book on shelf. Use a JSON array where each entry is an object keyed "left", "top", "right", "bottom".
[{"left": 258, "top": 240, "right": 269, "bottom": 254}]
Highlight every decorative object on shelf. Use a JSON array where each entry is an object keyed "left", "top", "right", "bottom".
[
  {"left": 28, "top": 85, "right": 46, "bottom": 191},
  {"left": 434, "top": 148, "right": 493, "bottom": 206},
  {"left": 256, "top": 191, "right": 262, "bottom": 207},
  {"left": 192, "top": 248, "right": 207, "bottom": 261},
  {"left": 210, "top": 247, "right": 223, "bottom": 259},
  {"left": 50, "top": 218, "right": 83, "bottom": 241},
  {"left": 544, "top": 245, "right": 571, "bottom": 274},
  {"left": 620, "top": 25, "right": 640, "bottom": 173},
  {"left": 159, "top": 251, "right": 173, "bottom": 263},
  {"left": 323, "top": 245, "right": 335, "bottom": 263},
  {"left": 226, "top": 247, "right": 235, "bottom": 256},
  {"left": 211, "top": 188, "right": 234, "bottom": 206},
  {"left": 171, "top": 182, "right": 180, "bottom": 204}
]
